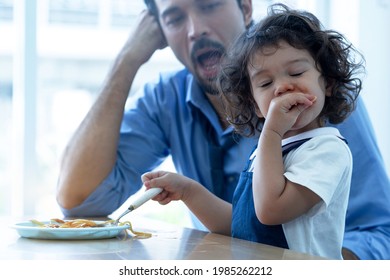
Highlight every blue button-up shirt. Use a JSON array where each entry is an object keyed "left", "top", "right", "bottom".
[
  {"left": 61, "top": 68, "right": 390, "bottom": 260},
  {"left": 61, "top": 68, "right": 257, "bottom": 219}
]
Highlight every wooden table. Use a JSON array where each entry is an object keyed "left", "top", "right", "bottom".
[{"left": 0, "top": 216, "right": 324, "bottom": 260}]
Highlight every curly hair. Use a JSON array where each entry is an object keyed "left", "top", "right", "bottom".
[{"left": 218, "top": 3, "right": 365, "bottom": 137}]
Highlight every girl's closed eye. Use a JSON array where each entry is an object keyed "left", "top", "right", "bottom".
[
  {"left": 260, "top": 80, "right": 273, "bottom": 88},
  {"left": 290, "top": 71, "right": 305, "bottom": 77},
  {"left": 290, "top": 72, "right": 305, "bottom": 77}
]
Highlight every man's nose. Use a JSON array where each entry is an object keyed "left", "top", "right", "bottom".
[{"left": 187, "top": 15, "right": 209, "bottom": 41}]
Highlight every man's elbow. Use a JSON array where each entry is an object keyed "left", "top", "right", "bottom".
[{"left": 56, "top": 184, "right": 85, "bottom": 210}]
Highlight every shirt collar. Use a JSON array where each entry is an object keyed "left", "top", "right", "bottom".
[
  {"left": 186, "top": 74, "right": 234, "bottom": 136},
  {"left": 282, "top": 127, "right": 343, "bottom": 146},
  {"left": 249, "top": 127, "right": 343, "bottom": 162}
]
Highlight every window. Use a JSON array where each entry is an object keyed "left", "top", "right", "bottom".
[
  {"left": 48, "top": 0, "right": 99, "bottom": 25},
  {"left": 0, "top": 0, "right": 13, "bottom": 21},
  {"left": 110, "top": 0, "right": 143, "bottom": 28},
  {"left": 1, "top": 0, "right": 388, "bottom": 223}
]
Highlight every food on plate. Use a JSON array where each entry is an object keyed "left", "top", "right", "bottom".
[
  {"left": 31, "top": 218, "right": 99, "bottom": 228},
  {"left": 30, "top": 218, "right": 152, "bottom": 238}
]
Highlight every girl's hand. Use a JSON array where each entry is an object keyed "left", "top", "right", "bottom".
[
  {"left": 141, "top": 171, "right": 195, "bottom": 205},
  {"left": 264, "top": 93, "right": 317, "bottom": 137}
]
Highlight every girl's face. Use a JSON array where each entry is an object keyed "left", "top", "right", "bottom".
[{"left": 248, "top": 41, "right": 330, "bottom": 137}]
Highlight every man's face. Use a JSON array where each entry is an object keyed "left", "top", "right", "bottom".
[{"left": 155, "top": 0, "right": 252, "bottom": 94}]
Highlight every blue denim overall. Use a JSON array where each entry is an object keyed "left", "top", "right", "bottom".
[{"left": 231, "top": 138, "right": 312, "bottom": 248}]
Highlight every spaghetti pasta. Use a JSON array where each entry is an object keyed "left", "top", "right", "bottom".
[{"left": 29, "top": 218, "right": 152, "bottom": 239}]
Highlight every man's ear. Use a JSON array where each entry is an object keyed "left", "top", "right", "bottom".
[{"left": 241, "top": 0, "right": 253, "bottom": 27}]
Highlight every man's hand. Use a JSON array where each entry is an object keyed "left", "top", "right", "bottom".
[{"left": 121, "top": 9, "right": 167, "bottom": 67}]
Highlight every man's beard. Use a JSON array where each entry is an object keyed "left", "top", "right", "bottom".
[
  {"left": 191, "top": 37, "right": 225, "bottom": 96},
  {"left": 198, "top": 76, "right": 220, "bottom": 95}
]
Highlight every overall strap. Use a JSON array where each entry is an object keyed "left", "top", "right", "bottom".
[
  {"left": 282, "top": 138, "right": 312, "bottom": 156},
  {"left": 246, "top": 137, "right": 312, "bottom": 172},
  {"left": 282, "top": 135, "right": 347, "bottom": 156}
]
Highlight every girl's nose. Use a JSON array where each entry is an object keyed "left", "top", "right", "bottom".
[{"left": 274, "top": 79, "right": 295, "bottom": 96}]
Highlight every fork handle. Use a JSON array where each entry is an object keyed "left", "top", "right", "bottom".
[{"left": 128, "top": 188, "right": 163, "bottom": 211}]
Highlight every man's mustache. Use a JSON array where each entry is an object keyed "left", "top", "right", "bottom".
[{"left": 191, "top": 38, "right": 225, "bottom": 63}]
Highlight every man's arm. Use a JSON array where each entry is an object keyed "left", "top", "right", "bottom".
[
  {"left": 56, "top": 10, "right": 166, "bottom": 210},
  {"left": 337, "top": 98, "right": 390, "bottom": 259}
]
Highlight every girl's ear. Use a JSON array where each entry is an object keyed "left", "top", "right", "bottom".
[
  {"left": 326, "top": 85, "right": 333, "bottom": 97},
  {"left": 324, "top": 79, "right": 333, "bottom": 97}
]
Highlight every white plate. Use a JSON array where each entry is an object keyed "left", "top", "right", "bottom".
[{"left": 11, "top": 220, "right": 130, "bottom": 240}]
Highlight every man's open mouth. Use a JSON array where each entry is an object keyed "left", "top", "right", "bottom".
[
  {"left": 191, "top": 39, "right": 225, "bottom": 80},
  {"left": 195, "top": 49, "right": 223, "bottom": 79}
]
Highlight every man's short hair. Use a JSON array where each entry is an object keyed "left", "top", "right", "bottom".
[{"left": 144, "top": 0, "right": 243, "bottom": 18}]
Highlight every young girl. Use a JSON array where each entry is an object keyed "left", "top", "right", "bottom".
[{"left": 142, "top": 3, "right": 364, "bottom": 259}]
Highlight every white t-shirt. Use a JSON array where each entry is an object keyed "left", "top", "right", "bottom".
[
  {"left": 281, "top": 127, "right": 352, "bottom": 259},
  {"left": 247, "top": 127, "right": 352, "bottom": 259}
]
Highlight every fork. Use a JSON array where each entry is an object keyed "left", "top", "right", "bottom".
[{"left": 110, "top": 187, "right": 163, "bottom": 225}]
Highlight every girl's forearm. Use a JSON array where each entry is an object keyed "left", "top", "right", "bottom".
[
  {"left": 252, "top": 129, "right": 286, "bottom": 224},
  {"left": 183, "top": 181, "right": 232, "bottom": 236}
]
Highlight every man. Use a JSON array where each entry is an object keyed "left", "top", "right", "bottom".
[{"left": 56, "top": 0, "right": 390, "bottom": 259}]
